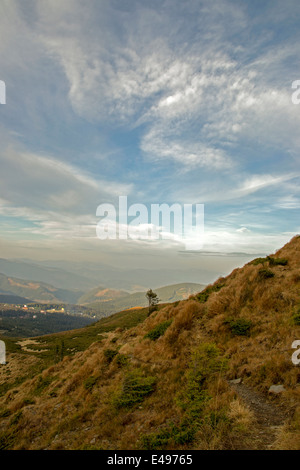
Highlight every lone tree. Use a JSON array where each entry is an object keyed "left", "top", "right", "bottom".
[{"left": 146, "top": 289, "right": 160, "bottom": 316}]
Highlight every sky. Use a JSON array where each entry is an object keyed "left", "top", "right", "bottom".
[{"left": 0, "top": 0, "right": 300, "bottom": 274}]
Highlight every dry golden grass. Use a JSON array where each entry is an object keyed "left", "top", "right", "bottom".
[{"left": 0, "top": 236, "right": 300, "bottom": 450}]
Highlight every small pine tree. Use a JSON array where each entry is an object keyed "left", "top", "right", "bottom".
[{"left": 146, "top": 289, "right": 160, "bottom": 316}]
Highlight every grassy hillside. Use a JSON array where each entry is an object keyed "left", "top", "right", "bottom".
[
  {"left": 0, "top": 237, "right": 299, "bottom": 450},
  {"left": 86, "top": 283, "right": 206, "bottom": 318},
  {"left": 77, "top": 286, "right": 129, "bottom": 305},
  {"left": 0, "top": 273, "right": 84, "bottom": 304}
]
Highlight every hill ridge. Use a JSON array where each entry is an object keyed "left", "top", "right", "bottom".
[{"left": 0, "top": 236, "right": 299, "bottom": 450}]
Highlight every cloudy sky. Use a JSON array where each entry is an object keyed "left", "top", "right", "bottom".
[{"left": 0, "top": 0, "right": 300, "bottom": 272}]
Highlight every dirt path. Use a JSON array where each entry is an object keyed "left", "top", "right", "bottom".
[{"left": 229, "top": 381, "right": 291, "bottom": 449}]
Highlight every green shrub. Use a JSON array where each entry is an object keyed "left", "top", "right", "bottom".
[
  {"left": 141, "top": 428, "right": 172, "bottom": 450},
  {"left": 177, "top": 343, "right": 228, "bottom": 420},
  {"left": 84, "top": 375, "right": 98, "bottom": 391},
  {"left": 196, "top": 283, "right": 225, "bottom": 303},
  {"left": 34, "top": 375, "right": 54, "bottom": 395},
  {"left": 258, "top": 268, "right": 274, "bottom": 279},
  {"left": 196, "top": 291, "right": 210, "bottom": 303},
  {"left": 142, "top": 343, "right": 228, "bottom": 449},
  {"left": 115, "top": 353, "right": 129, "bottom": 367},
  {"left": 141, "top": 422, "right": 196, "bottom": 450},
  {"left": 144, "top": 319, "right": 173, "bottom": 341},
  {"left": 112, "top": 370, "right": 156, "bottom": 409},
  {"left": 267, "top": 256, "right": 288, "bottom": 266},
  {"left": 103, "top": 348, "right": 118, "bottom": 363},
  {"left": 226, "top": 318, "right": 253, "bottom": 336}
]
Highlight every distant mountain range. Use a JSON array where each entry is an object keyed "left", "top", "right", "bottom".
[
  {"left": 0, "top": 256, "right": 238, "bottom": 292},
  {"left": 0, "top": 270, "right": 206, "bottom": 316},
  {"left": 0, "top": 258, "right": 98, "bottom": 291},
  {"left": 0, "top": 272, "right": 83, "bottom": 304},
  {"left": 85, "top": 282, "right": 206, "bottom": 317}
]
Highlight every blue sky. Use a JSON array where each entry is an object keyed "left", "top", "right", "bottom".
[{"left": 0, "top": 0, "right": 300, "bottom": 270}]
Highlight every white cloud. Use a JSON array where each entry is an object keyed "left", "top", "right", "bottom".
[
  {"left": 141, "top": 126, "right": 233, "bottom": 169},
  {"left": 0, "top": 146, "right": 133, "bottom": 240},
  {"left": 0, "top": 0, "right": 299, "bottom": 260}
]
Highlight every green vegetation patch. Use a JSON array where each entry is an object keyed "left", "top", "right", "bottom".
[
  {"left": 144, "top": 319, "right": 173, "bottom": 341},
  {"left": 34, "top": 374, "right": 56, "bottom": 396},
  {"left": 258, "top": 268, "right": 275, "bottom": 279},
  {"left": 196, "top": 282, "right": 225, "bottom": 303},
  {"left": 104, "top": 348, "right": 118, "bottom": 363},
  {"left": 141, "top": 343, "right": 228, "bottom": 450},
  {"left": 141, "top": 421, "right": 196, "bottom": 450},
  {"left": 84, "top": 375, "right": 99, "bottom": 391},
  {"left": 267, "top": 256, "right": 288, "bottom": 266},
  {"left": 115, "top": 353, "right": 129, "bottom": 367},
  {"left": 250, "top": 256, "right": 288, "bottom": 267},
  {"left": 225, "top": 318, "right": 253, "bottom": 336},
  {"left": 112, "top": 370, "right": 156, "bottom": 409},
  {"left": 177, "top": 343, "right": 228, "bottom": 419}
]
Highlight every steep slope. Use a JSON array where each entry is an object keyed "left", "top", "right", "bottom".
[
  {"left": 0, "top": 236, "right": 299, "bottom": 450},
  {"left": 0, "top": 273, "right": 84, "bottom": 304}
]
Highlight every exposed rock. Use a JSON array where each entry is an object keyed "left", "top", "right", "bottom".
[
  {"left": 230, "top": 378, "right": 242, "bottom": 384},
  {"left": 268, "top": 384, "right": 285, "bottom": 394}
]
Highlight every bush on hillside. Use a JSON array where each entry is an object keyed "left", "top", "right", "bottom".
[
  {"left": 103, "top": 348, "right": 118, "bottom": 363},
  {"left": 225, "top": 318, "right": 253, "bottom": 336},
  {"left": 258, "top": 268, "right": 275, "bottom": 279},
  {"left": 84, "top": 375, "right": 98, "bottom": 391},
  {"left": 115, "top": 353, "right": 129, "bottom": 367},
  {"left": 196, "top": 282, "right": 225, "bottom": 303},
  {"left": 267, "top": 256, "right": 288, "bottom": 266},
  {"left": 112, "top": 370, "right": 156, "bottom": 409},
  {"left": 144, "top": 319, "right": 173, "bottom": 341}
]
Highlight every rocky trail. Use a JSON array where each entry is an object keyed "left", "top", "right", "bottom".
[{"left": 229, "top": 380, "right": 292, "bottom": 449}]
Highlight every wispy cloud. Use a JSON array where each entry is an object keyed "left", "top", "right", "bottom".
[{"left": 0, "top": 0, "right": 299, "bottom": 263}]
